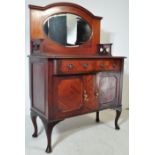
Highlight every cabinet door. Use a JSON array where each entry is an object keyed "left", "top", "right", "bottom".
[
  {"left": 53, "top": 76, "right": 84, "bottom": 119},
  {"left": 96, "top": 72, "right": 120, "bottom": 108},
  {"left": 83, "top": 75, "right": 98, "bottom": 110}
]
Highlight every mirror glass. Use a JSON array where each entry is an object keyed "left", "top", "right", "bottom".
[{"left": 44, "top": 13, "right": 92, "bottom": 47}]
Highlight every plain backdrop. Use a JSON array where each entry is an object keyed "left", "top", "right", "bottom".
[{"left": 25, "top": 0, "right": 129, "bottom": 115}]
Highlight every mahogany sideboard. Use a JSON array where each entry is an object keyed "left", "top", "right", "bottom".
[{"left": 28, "top": 2, "right": 126, "bottom": 153}]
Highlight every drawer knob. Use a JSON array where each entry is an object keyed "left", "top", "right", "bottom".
[
  {"left": 67, "top": 64, "right": 73, "bottom": 70},
  {"left": 113, "top": 64, "right": 116, "bottom": 68},
  {"left": 83, "top": 63, "right": 88, "bottom": 69},
  {"left": 100, "top": 64, "right": 105, "bottom": 68}
]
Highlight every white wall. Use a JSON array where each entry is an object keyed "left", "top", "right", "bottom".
[{"left": 25, "top": 0, "right": 129, "bottom": 115}]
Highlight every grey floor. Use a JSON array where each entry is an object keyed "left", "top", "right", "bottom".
[{"left": 25, "top": 109, "right": 129, "bottom": 155}]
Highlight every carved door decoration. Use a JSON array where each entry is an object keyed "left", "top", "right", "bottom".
[
  {"left": 96, "top": 72, "right": 119, "bottom": 107},
  {"left": 53, "top": 76, "right": 84, "bottom": 118},
  {"left": 83, "top": 75, "right": 98, "bottom": 110}
]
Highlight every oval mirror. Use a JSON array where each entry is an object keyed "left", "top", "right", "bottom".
[{"left": 43, "top": 13, "right": 92, "bottom": 47}]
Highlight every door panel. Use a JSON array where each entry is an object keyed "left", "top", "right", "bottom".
[
  {"left": 96, "top": 72, "right": 120, "bottom": 107},
  {"left": 98, "top": 76, "right": 116, "bottom": 103},
  {"left": 32, "top": 62, "right": 46, "bottom": 114},
  {"left": 53, "top": 76, "right": 84, "bottom": 119},
  {"left": 83, "top": 75, "right": 98, "bottom": 110}
]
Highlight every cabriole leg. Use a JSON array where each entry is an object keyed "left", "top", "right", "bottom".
[
  {"left": 31, "top": 111, "right": 38, "bottom": 137},
  {"left": 115, "top": 109, "right": 122, "bottom": 130},
  {"left": 40, "top": 119, "right": 60, "bottom": 153},
  {"left": 44, "top": 123, "right": 53, "bottom": 153},
  {"left": 96, "top": 111, "right": 100, "bottom": 123}
]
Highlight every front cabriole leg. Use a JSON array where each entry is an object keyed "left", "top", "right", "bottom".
[
  {"left": 31, "top": 111, "right": 38, "bottom": 137},
  {"left": 115, "top": 107, "right": 122, "bottom": 130},
  {"left": 40, "top": 118, "right": 61, "bottom": 153}
]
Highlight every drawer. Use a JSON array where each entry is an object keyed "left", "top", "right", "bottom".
[
  {"left": 54, "top": 59, "right": 121, "bottom": 75},
  {"left": 96, "top": 59, "right": 121, "bottom": 71},
  {"left": 54, "top": 60, "right": 96, "bottom": 74}
]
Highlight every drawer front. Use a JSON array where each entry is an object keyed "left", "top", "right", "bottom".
[
  {"left": 96, "top": 60, "right": 121, "bottom": 72},
  {"left": 54, "top": 59, "right": 121, "bottom": 75}
]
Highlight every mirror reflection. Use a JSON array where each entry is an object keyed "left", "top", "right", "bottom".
[{"left": 44, "top": 13, "right": 92, "bottom": 47}]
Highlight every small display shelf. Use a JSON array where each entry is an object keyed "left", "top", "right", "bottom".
[{"left": 97, "top": 43, "right": 112, "bottom": 56}]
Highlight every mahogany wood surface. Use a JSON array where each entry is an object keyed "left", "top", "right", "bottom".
[
  {"left": 29, "top": 2, "right": 101, "bottom": 55},
  {"left": 53, "top": 59, "right": 121, "bottom": 75},
  {"left": 28, "top": 2, "right": 126, "bottom": 153},
  {"left": 53, "top": 75, "right": 84, "bottom": 119}
]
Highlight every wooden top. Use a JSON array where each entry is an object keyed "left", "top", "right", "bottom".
[{"left": 28, "top": 53, "right": 126, "bottom": 59}]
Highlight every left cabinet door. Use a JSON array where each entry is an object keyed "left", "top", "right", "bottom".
[{"left": 53, "top": 76, "right": 84, "bottom": 119}]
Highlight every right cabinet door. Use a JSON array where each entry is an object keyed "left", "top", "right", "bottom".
[{"left": 96, "top": 72, "right": 121, "bottom": 108}]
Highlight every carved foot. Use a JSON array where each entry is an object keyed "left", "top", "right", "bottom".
[
  {"left": 40, "top": 118, "right": 61, "bottom": 153},
  {"left": 46, "top": 145, "right": 52, "bottom": 153},
  {"left": 32, "top": 132, "right": 38, "bottom": 138},
  {"left": 31, "top": 111, "right": 38, "bottom": 137},
  {"left": 96, "top": 111, "right": 100, "bottom": 123},
  {"left": 115, "top": 109, "right": 122, "bottom": 130}
]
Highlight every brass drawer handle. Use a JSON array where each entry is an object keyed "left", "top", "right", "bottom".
[
  {"left": 67, "top": 64, "right": 73, "bottom": 70},
  {"left": 113, "top": 64, "right": 117, "bottom": 68},
  {"left": 83, "top": 90, "right": 89, "bottom": 101},
  {"left": 83, "top": 63, "right": 88, "bottom": 69},
  {"left": 95, "top": 91, "right": 99, "bottom": 98}
]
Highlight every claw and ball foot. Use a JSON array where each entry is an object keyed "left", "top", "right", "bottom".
[
  {"left": 115, "top": 110, "right": 122, "bottom": 130},
  {"left": 31, "top": 112, "right": 38, "bottom": 138}
]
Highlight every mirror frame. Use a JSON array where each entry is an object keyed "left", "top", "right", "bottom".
[
  {"left": 43, "top": 13, "right": 93, "bottom": 47},
  {"left": 29, "top": 2, "right": 102, "bottom": 55}
]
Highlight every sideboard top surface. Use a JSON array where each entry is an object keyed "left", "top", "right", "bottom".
[{"left": 28, "top": 54, "right": 126, "bottom": 59}]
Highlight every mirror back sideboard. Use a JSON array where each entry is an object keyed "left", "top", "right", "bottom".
[{"left": 28, "top": 2, "right": 126, "bottom": 153}]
